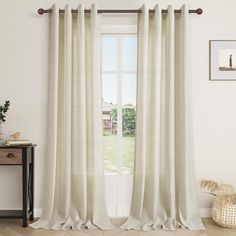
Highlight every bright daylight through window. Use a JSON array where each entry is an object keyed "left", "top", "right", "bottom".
[{"left": 102, "top": 35, "right": 137, "bottom": 174}]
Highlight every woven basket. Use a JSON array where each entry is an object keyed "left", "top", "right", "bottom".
[{"left": 212, "top": 194, "right": 236, "bottom": 228}]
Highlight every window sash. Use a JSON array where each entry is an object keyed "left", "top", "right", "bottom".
[{"left": 102, "top": 33, "right": 137, "bottom": 175}]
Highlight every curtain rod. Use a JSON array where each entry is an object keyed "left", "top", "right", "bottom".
[{"left": 38, "top": 8, "right": 203, "bottom": 15}]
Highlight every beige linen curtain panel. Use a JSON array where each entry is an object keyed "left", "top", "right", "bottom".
[
  {"left": 121, "top": 5, "right": 204, "bottom": 231},
  {"left": 30, "top": 4, "right": 112, "bottom": 230}
]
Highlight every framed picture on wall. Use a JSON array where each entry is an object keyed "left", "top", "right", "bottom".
[{"left": 210, "top": 40, "right": 236, "bottom": 81}]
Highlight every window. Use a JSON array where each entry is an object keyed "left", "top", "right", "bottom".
[{"left": 102, "top": 35, "right": 137, "bottom": 175}]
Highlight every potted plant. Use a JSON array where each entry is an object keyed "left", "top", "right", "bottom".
[{"left": 0, "top": 101, "right": 10, "bottom": 144}]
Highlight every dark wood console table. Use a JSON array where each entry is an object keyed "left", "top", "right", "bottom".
[{"left": 0, "top": 144, "right": 36, "bottom": 227}]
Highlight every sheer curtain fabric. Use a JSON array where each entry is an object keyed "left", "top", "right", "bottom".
[
  {"left": 30, "top": 4, "right": 112, "bottom": 230},
  {"left": 121, "top": 4, "right": 204, "bottom": 231}
]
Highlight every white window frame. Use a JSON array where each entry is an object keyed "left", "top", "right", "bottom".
[
  {"left": 102, "top": 26, "right": 137, "bottom": 175},
  {"left": 102, "top": 25, "right": 137, "bottom": 35}
]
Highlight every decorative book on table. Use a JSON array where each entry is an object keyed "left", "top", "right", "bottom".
[{"left": 5, "top": 140, "right": 32, "bottom": 146}]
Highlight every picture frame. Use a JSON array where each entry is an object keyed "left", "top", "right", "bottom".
[{"left": 209, "top": 40, "right": 236, "bottom": 81}]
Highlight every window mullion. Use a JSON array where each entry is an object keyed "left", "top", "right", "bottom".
[{"left": 117, "top": 36, "right": 123, "bottom": 175}]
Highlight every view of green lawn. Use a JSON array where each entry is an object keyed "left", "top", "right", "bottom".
[{"left": 103, "top": 135, "right": 135, "bottom": 173}]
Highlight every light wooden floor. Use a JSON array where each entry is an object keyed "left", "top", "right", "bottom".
[{"left": 0, "top": 218, "right": 235, "bottom": 236}]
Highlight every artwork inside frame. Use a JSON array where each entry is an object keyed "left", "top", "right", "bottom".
[{"left": 210, "top": 40, "right": 236, "bottom": 81}]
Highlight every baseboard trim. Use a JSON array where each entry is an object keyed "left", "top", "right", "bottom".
[
  {"left": 34, "top": 208, "right": 42, "bottom": 218},
  {"left": 0, "top": 208, "right": 211, "bottom": 219},
  {"left": 200, "top": 208, "right": 211, "bottom": 218}
]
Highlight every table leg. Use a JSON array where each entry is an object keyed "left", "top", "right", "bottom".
[
  {"left": 30, "top": 147, "right": 34, "bottom": 221},
  {"left": 22, "top": 148, "right": 28, "bottom": 227}
]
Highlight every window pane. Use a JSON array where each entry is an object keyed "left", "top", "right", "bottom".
[
  {"left": 103, "top": 108, "right": 118, "bottom": 173},
  {"left": 102, "top": 37, "right": 117, "bottom": 71},
  {"left": 121, "top": 137, "right": 135, "bottom": 174},
  {"left": 102, "top": 35, "right": 137, "bottom": 176},
  {"left": 122, "top": 108, "right": 136, "bottom": 174},
  {"left": 122, "top": 74, "right": 136, "bottom": 106},
  {"left": 104, "top": 136, "right": 118, "bottom": 173},
  {"left": 122, "top": 37, "right": 137, "bottom": 71},
  {"left": 102, "top": 74, "right": 117, "bottom": 105}
]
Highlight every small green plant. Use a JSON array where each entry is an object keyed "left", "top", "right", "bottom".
[
  {"left": 111, "top": 106, "right": 136, "bottom": 136},
  {"left": 103, "top": 130, "right": 112, "bottom": 136},
  {"left": 0, "top": 101, "right": 10, "bottom": 123}
]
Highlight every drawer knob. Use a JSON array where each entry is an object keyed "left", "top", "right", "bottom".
[{"left": 7, "top": 153, "right": 15, "bottom": 158}]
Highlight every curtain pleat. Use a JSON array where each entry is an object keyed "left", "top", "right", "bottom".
[
  {"left": 30, "top": 3, "right": 204, "bottom": 231},
  {"left": 30, "top": 4, "right": 113, "bottom": 230},
  {"left": 121, "top": 4, "right": 204, "bottom": 231}
]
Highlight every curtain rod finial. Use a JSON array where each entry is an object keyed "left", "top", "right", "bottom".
[
  {"left": 38, "top": 8, "right": 45, "bottom": 15},
  {"left": 196, "top": 8, "right": 203, "bottom": 15}
]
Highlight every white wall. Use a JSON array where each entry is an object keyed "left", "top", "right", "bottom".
[{"left": 0, "top": 0, "right": 236, "bottom": 216}]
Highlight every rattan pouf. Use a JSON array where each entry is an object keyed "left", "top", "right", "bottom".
[{"left": 212, "top": 194, "right": 236, "bottom": 228}]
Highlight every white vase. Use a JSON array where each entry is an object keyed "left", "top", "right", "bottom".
[{"left": 0, "top": 121, "right": 4, "bottom": 144}]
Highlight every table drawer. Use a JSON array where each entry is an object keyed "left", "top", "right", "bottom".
[{"left": 0, "top": 149, "right": 22, "bottom": 164}]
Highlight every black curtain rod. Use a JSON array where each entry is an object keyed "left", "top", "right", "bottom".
[{"left": 38, "top": 8, "right": 203, "bottom": 15}]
